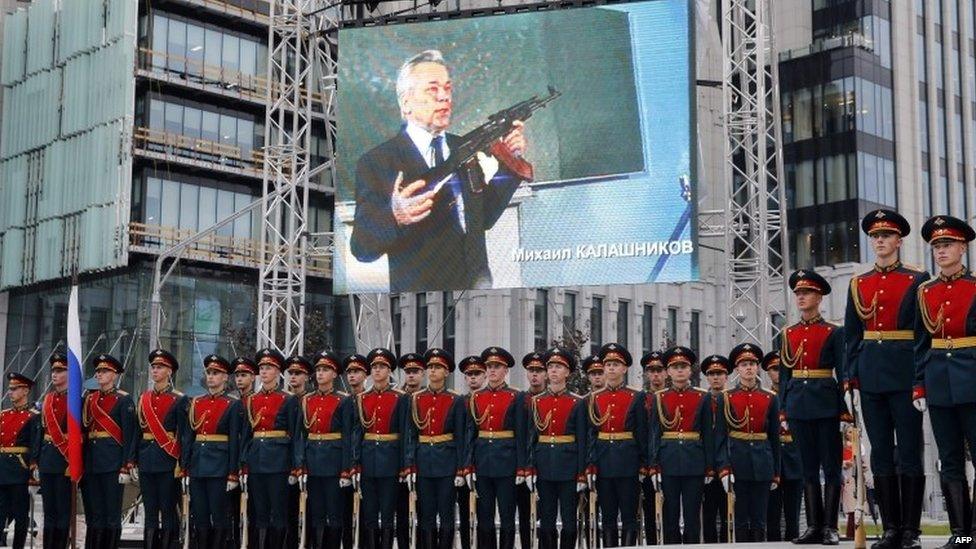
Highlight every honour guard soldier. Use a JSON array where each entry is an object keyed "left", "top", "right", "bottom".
[
  {"left": 764, "top": 351, "right": 803, "bottom": 542},
  {"left": 845, "top": 209, "right": 928, "bottom": 549},
  {"left": 296, "top": 350, "right": 354, "bottom": 549},
  {"left": 640, "top": 351, "right": 667, "bottom": 545},
  {"left": 583, "top": 356, "right": 605, "bottom": 392},
  {"left": 241, "top": 348, "right": 299, "bottom": 548},
  {"left": 286, "top": 355, "right": 312, "bottom": 549},
  {"left": 2, "top": 372, "right": 38, "bottom": 549},
  {"left": 456, "top": 356, "right": 486, "bottom": 549},
  {"left": 397, "top": 354, "right": 425, "bottom": 549},
  {"left": 403, "top": 348, "right": 466, "bottom": 549},
  {"left": 720, "top": 344, "right": 781, "bottom": 542},
  {"left": 528, "top": 347, "right": 586, "bottom": 549},
  {"left": 229, "top": 356, "right": 258, "bottom": 549},
  {"left": 586, "top": 343, "right": 646, "bottom": 547},
  {"left": 464, "top": 346, "right": 527, "bottom": 549},
  {"left": 647, "top": 346, "right": 718, "bottom": 544},
  {"left": 781, "top": 270, "right": 849, "bottom": 545},
  {"left": 353, "top": 348, "right": 408, "bottom": 549},
  {"left": 518, "top": 352, "right": 547, "bottom": 549},
  {"left": 700, "top": 354, "right": 730, "bottom": 544},
  {"left": 30, "top": 354, "right": 71, "bottom": 549},
  {"left": 182, "top": 355, "right": 241, "bottom": 548},
  {"left": 341, "top": 354, "right": 369, "bottom": 549},
  {"left": 914, "top": 215, "right": 976, "bottom": 548},
  {"left": 136, "top": 349, "right": 186, "bottom": 548},
  {"left": 82, "top": 353, "right": 137, "bottom": 549}
]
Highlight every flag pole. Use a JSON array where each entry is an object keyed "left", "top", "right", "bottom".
[{"left": 67, "top": 268, "right": 81, "bottom": 549}]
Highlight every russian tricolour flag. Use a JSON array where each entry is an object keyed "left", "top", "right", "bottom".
[{"left": 66, "top": 284, "right": 84, "bottom": 482}]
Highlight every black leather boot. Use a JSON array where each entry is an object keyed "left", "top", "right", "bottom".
[
  {"left": 558, "top": 528, "right": 576, "bottom": 549},
  {"left": 417, "top": 528, "right": 434, "bottom": 549},
  {"left": 601, "top": 526, "right": 618, "bottom": 548},
  {"left": 212, "top": 529, "right": 227, "bottom": 549},
  {"left": 499, "top": 529, "right": 516, "bottom": 549},
  {"left": 872, "top": 475, "right": 902, "bottom": 549},
  {"left": 899, "top": 475, "right": 924, "bottom": 549},
  {"left": 794, "top": 483, "right": 824, "bottom": 544},
  {"left": 194, "top": 527, "right": 210, "bottom": 549},
  {"left": 822, "top": 482, "right": 842, "bottom": 545},
  {"left": 620, "top": 529, "right": 638, "bottom": 546},
  {"left": 938, "top": 481, "right": 971, "bottom": 549},
  {"left": 477, "top": 528, "right": 496, "bottom": 549},
  {"left": 737, "top": 526, "right": 753, "bottom": 543},
  {"left": 753, "top": 527, "right": 767, "bottom": 542},
  {"left": 536, "top": 529, "right": 553, "bottom": 549},
  {"left": 439, "top": 527, "right": 455, "bottom": 549},
  {"left": 143, "top": 528, "right": 158, "bottom": 549},
  {"left": 380, "top": 527, "right": 395, "bottom": 549}
]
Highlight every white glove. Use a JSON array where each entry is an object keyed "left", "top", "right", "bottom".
[
  {"left": 780, "top": 420, "right": 789, "bottom": 432},
  {"left": 844, "top": 388, "right": 860, "bottom": 412},
  {"left": 525, "top": 474, "right": 536, "bottom": 493},
  {"left": 118, "top": 473, "right": 131, "bottom": 484},
  {"left": 406, "top": 472, "right": 416, "bottom": 492},
  {"left": 770, "top": 481, "right": 778, "bottom": 491},
  {"left": 454, "top": 476, "right": 465, "bottom": 488},
  {"left": 226, "top": 481, "right": 239, "bottom": 492},
  {"left": 182, "top": 476, "right": 190, "bottom": 492},
  {"left": 340, "top": 477, "right": 352, "bottom": 488},
  {"left": 465, "top": 471, "right": 477, "bottom": 491},
  {"left": 586, "top": 471, "right": 597, "bottom": 491},
  {"left": 577, "top": 482, "right": 587, "bottom": 493},
  {"left": 651, "top": 473, "right": 661, "bottom": 492},
  {"left": 299, "top": 474, "right": 308, "bottom": 492},
  {"left": 516, "top": 475, "right": 525, "bottom": 486},
  {"left": 288, "top": 474, "right": 298, "bottom": 486},
  {"left": 130, "top": 467, "right": 140, "bottom": 483},
  {"left": 352, "top": 472, "right": 361, "bottom": 492},
  {"left": 29, "top": 484, "right": 39, "bottom": 496},
  {"left": 31, "top": 468, "right": 39, "bottom": 483},
  {"left": 240, "top": 474, "right": 248, "bottom": 492},
  {"left": 913, "top": 398, "right": 927, "bottom": 412},
  {"left": 722, "top": 473, "right": 734, "bottom": 493},
  {"left": 639, "top": 472, "right": 646, "bottom": 483},
  {"left": 704, "top": 475, "right": 713, "bottom": 484}
]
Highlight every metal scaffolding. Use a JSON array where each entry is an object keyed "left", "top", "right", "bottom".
[{"left": 721, "top": 0, "right": 789, "bottom": 348}]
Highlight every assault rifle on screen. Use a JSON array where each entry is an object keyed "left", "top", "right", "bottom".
[{"left": 419, "top": 86, "right": 561, "bottom": 194}]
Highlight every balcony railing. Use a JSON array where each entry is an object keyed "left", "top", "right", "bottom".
[
  {"left": 137, "top": 48, "right": 327, "bottom": 107},
  {"left": 166, "top": 0, "right": 270, "bottom": 25},
  {"left": 129, "top": 222, "right": 332, "bottom": 278},
  {"left": 133, "top": 126, "right": 266, "bottom": 177}
]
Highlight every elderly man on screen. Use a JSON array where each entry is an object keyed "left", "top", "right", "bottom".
[{"left": 349, "top": 49, "right": 528, "bottom": 292}]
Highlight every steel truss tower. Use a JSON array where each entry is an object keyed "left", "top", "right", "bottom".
[
  {"left": 258, "top": 0, "right": 340, "bottom": 355},
  {"left": 721, "top": 0, "right": 789, "bottom": 348}
]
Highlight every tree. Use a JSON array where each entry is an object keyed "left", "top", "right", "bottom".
[
  {"left": 220, "top": 306, "right": 335, "bottom": 359},
  {"left": 550, "top": 327, "right": 591, "bottom": 395}
]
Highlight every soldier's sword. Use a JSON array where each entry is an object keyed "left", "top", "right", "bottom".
[
  {"left": 181, "top": 481, "right": 190, "bottom": 549},
  {"left": 298, "top": 479, "right": 308, "bottom": 549},
  {"left": 589, "top": 488, "right": 598, "bottom": 549},
  {"left": 353, "top": 488, "right": 362, "bottom": 549},
  {"left": 529, "top": 490, "right": 537, "bottom": 549},
  {"left": 469, "top": 489, "right": 478, "bottom": 549},
  {"left": 240, "top": 483, "right": 249, "bottom": 549},
  {"left": 655, "top": 489, "right": 664, "bottom": 546}
]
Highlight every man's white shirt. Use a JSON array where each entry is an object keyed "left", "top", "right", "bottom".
[{"left": 405, "top": 122, "right": 466, "bottom": 232}]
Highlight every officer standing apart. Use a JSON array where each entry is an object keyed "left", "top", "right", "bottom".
[
  {"left": 781, "top": 270, "right": 849, "bottom": 545},
  {"left": 586, "top": 343, "right": 646, "bottom": 548},
  {"left": 403, "top": 348, "right": 466, "bottom": 549},
  {"left": 81, "top": 353, "right": 137, "bottom": 549},
  {"left": 135, "top": 350, "right": 186, "bottom": 549},
  {"left": 764, "top": 351, "right": 804, "bottom": 543},
  {"left": 464, "top": 347, "right": 527, "bottom": 549},
  {"left": 700, "top": 354, "right": 731, "bottom": 544},
  {"left": 647, "top": 346, "right": 719, "bottom": 545},
  {"left": 182, "top": 355, "right": 241, "bottom": 548},
  {"left": 30, "top": 354, "right": 72, "bottom": 549},
  {"left": 1, "top": 372, "right": 38, "bottom": 549},
  {"left": 913, "top": 215, "right": 976, "bottom": 548},
  {"left": 640, "top": 351, "right": 667, "bottom": 545},
  {"left": 527, "top": 347, "right": 586, "bottom": 549},
  {"left": 295, "top": 351, "right": 355, "bottom": 549},
  {"left": 241, "top": 348, "right": 299, "bottom": 549},
  {"left": 719, "top": 344, "right": 781, "bottom": 542},
  {"left": 353, "top": 348, "right": 409, "bottom": 549},
  {"left": 844, "top": 209, "right": 929, "bottom": 549},
  {"left": 456, "top": 356, "right": 486, "bottom": 549}
]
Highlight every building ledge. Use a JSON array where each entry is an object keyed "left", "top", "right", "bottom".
[
  {"left": 129, "top": 222, "right": 332, "bottom": 278},
  {"left": 160, "top": 0, "right": 270, "bottom": 26}
]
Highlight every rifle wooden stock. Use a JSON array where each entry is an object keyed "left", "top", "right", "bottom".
[
  {"left": 299, "top": 485, "right": 308, "bottom": 549},
  {"left": 182, "top": 485, "right": 190, "bottom": 549},
  {"left": 469, "top": 489, "right": 477, "bottom": 549},
  {"left": 655, "top": 490, "right": 664, "bottom": 546},
  {"left": 240, "top": 488, "right": 249, "bottom": 549}
]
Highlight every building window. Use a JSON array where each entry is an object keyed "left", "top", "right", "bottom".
[
  {"left": 666, "top": 307, "right": 679, "bottom": 347},
  {"left": 415, "top": 293, "right": 428, "bottom": 353},
  {"left": 563, "top": 292, "right": 577, "bottom": 336},
  {"left": 534, "top": 290, "right": 549, "bottom": 351},
  {"left": 689, "top": 311, "right": 701, "bottom": 356},
  {"left": 590, "top": 297, "right": 603, "bottom": 355},
  {"left": 617, "top": 300, "right": 629, "bottom": 349},
  {"left": 143, "top": 175, "right": 256, "bottom": 239},
  {"left": 442, "top": 292, "right": 455, "bottom": 357},
  {"left": 149, "top": 13, "right": 267, "bottom": 79},
  {"left": 391, "top": 296, "right": 401, "bottom": 355},
  {"left": 642, "top": 305, "right": 654, "bottom": 354}
]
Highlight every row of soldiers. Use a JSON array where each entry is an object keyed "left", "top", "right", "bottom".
[{"left": 1, "top": 208, "right": 976, "bottom": 549}]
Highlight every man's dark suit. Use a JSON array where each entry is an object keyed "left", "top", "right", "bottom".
[{"left": 350, "top": 129, "right": 520, "bottom": 292}]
